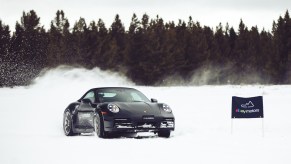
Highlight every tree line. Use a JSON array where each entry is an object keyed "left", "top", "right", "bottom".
[{"left": 0, "top": 10, "right": 291, "bottom": 86}]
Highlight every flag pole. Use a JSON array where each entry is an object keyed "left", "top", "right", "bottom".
[
  {"left": 231, "top": 118, "right": 234, "bottom": 135},
  {"left": 261, "top": 117, "right": 265, "bottom": 137}
]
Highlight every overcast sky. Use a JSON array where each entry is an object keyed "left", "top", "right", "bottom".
[{"left": 0, "top": 0, "right": 290, "bottom": 32}]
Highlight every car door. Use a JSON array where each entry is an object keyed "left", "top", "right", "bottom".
[{"left": 76, "top": 91, "right": 96, "bottom": 129}]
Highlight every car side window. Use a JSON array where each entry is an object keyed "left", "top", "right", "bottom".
[
  {"left": 130, "top": 92, "right": 142, "bottom": 101},
  {"left": 83, "top": 91, "right": 95, "bottom": 103}
]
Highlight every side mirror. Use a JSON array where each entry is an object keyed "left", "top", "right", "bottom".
[
  {"left": 81, "top": 98, "right": 92, "bottom": 104},
  {"left": 151, "top": 98, "right": 158, "bottom": 103}
]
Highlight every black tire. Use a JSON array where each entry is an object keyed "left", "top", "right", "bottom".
[
  {"left": 94, "top": 114, "right": 107, "bottom": 138},
  {"left": 158, "top": 130, "right": 171, "bottom": 138},
  {"left": 63, "top": 111, "right": 74, "bottom": 136}
]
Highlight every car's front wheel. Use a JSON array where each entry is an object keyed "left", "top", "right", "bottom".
[
  {"left": 94, "top": 114, "right": 107, "bottom": 138},
  {"left": 63, "top": 111, "right": 74, "bottom": 136},
  {"left": 158, "top": 130, "right": 171, "bottom": 138}
]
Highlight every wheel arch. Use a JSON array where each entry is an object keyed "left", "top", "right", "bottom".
[
  {"left": 64, "top": 102, "right": 80, "bottom": 133},
  {"left": 66, "top": 102, "right": 79, "bottom": 113},
  {"left": 95, "top": 107, "right": 105, "bottom": 121}
]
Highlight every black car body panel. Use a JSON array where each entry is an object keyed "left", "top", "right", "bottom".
[
  {"left": 63, "top": 87, "right": 175, "bottom": 137},
  {"left": 101, "top": 101, "right": 174, "bottom": 132}
]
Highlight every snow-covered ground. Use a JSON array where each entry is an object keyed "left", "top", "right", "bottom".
[{"left": 1, "top": 67, "right": 291, "bottom": 164}]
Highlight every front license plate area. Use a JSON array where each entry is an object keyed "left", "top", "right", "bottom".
[
  {"left": 142, "top": 115, "right": 155, "bottom": 120},
  {"left": 137, "top": 122, "right": 156, "bottom": 128}
]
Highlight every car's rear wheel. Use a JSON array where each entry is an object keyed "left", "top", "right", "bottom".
[
  {"left": 158, "top": 130, "right": 171, "bottom": 138},
  {"left": 94, "top": 114, "right": 107, "bottom": 138},
  {"left": 63, "top": 111, "right": 74, "bottom": 136}
]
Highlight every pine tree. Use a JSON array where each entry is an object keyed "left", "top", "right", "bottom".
[
  {"left": 0, "top": 20, "right": 11, "bottom": 87},
  {"left": 105, "top": 14, "right": 126, "bottom": 70},
  {"left": 283, "top": 10, "right": 291, "bottom": 82},
  {"left": 183, "top": 20, "right": 208, "bottom": 81},
  {"left": 232, "top": 19, "right": 249, "bottom": 83},
  {"left": 169, "top": 20, "right": 187, "bottom": 78},
  {"left": 142, "top": 15, "right": 166, "bottom": 85},
  {"left": 212, "top": 23, "right": 231, "bottom": 83},
  {"left": 86, "top": 21, "right": 100, "bottom": 68},
  {"left": 260, "top": 29, "right": 276, "bottom": 83},
  {"left": 72, "top": 17, "right": 92, "bottom": 67},
  {"left": 125, "top": 13, "right": 145, "bottom": 84},
  {"left": 48, "top": 10, "right": 70, "bottom": 66},
  {"left": 272, "top": 10, "right": 291, "bottom": 83},
  {"left": 0, "top": 21, "right": 10, "bottom": 61},
  {"left": 8, "top": 10, "right": 47, "bottom": 86}
]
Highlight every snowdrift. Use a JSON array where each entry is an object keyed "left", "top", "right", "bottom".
[{"left": 0, "top": 67, "right": 291, "bottom": 164}]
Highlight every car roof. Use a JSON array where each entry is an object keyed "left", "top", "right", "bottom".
[{"left": 89, "top": 87, "right": 137, "bottom": 91}]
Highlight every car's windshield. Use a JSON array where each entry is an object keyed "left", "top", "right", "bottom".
[{"left": 97, "top": 88, "right": 150, "bottom": 103}]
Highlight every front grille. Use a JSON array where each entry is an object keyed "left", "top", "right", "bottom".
[{"left": 114, "top": 118, "right": 133, "bottom": 128}]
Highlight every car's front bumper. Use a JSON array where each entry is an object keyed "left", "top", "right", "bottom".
[{"left": 102, "top": 115, "right": 175, "bottom": 133}]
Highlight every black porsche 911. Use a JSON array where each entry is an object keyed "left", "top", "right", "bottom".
[{"left": 63, "top": 87, "right": 175, "bottom": 138}]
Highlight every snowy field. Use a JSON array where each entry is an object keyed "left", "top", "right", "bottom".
[{"left": 1, "top": 67, "right": 291, "bottom": 164}]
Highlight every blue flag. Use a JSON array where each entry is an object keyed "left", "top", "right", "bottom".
[{"left": 232, "top": 96, "right": 264, "bottom": 118}]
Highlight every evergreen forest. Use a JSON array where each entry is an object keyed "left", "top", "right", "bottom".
[{"left": 0, "top": 10, "right": 291, "bottom": 86}]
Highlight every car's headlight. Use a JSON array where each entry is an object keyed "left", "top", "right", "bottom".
[
  {"left": 108, "top": 104, "right": 120, "bottom": 113},
  {"left": 162, "top": 104, "right": 172, "bottom": 113}
]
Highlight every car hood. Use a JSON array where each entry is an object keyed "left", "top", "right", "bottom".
[{"left": 115, "top": 102, "right": 161, "bottom": 116}]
